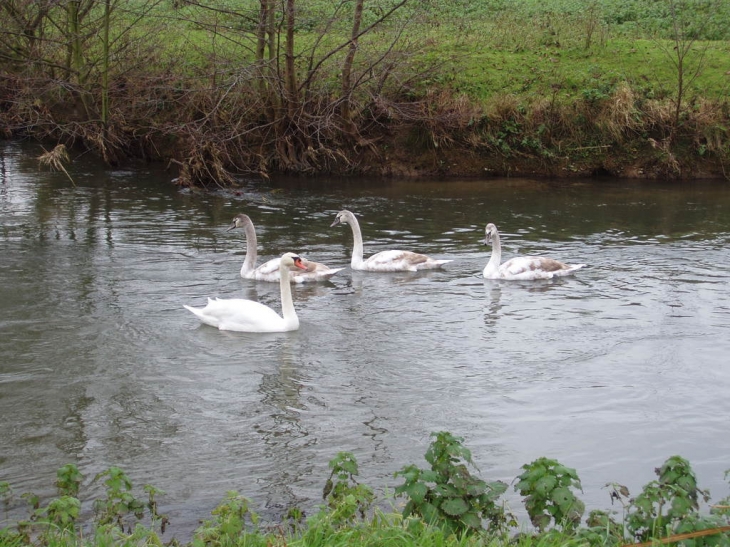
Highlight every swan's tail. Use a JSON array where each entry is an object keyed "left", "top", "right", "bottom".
[
  {"left": 184, "top": 301, "right": 220, "bottom": 328},
  {"left": 292, "top": 267, "right": 346, "bottom": 283},
  {"left": 555, "top": 263, "right": 587, "bottom": 276}
]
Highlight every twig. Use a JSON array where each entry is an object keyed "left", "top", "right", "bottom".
[
  {"left": 621, "top": 525, "right": 730, "bottom": 547},
  {"left": 37, "top": 144, "right": 76, "bottom": 186}
]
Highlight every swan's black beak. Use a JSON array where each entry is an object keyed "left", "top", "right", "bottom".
[
  {"left": 226, "top": 222, "right": 237, "bottom": 232},
  {"left": 330, "top": 217, "right": 341, "bottom": 227}
]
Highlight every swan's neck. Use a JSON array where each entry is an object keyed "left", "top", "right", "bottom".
[
  {"left": 279, "top": 265, "right": 299, "bottom": 329},
  {"left": 240, "top": 221, "right": 258, "bottom": 276},
  {"left": 484, "top": 232, "right": 502, "bottom": 276},
  {"left": 347, "top": 214, "right": 365, "bottom": 268}
]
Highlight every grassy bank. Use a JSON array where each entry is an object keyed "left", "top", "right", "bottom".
[
  {"left": 2, "top": 432, "right": 729, "bottom": 547},
  {"left": 0, "top": 0, "right": 729, "bottom": 183}
]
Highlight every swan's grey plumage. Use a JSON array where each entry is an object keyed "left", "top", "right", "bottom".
[
  {"left": 228, "top": 213, "right": 343, "bottom": 283},
  {"left": 184, "top": 252, "right": 307, "bottom": 332},
  {"left": 482, "top": 223, "right": 586, "bottom": 280},
  {"left": 330, "top": 209, "right": 452, "bottom": 272}
]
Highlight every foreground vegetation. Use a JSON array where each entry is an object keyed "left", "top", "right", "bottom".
[
  {"left": 2, "top": 432, "right": 729, "bottom": 547},
  {"left": 1, "top": 0, "right": 729, "bottom": 183}
]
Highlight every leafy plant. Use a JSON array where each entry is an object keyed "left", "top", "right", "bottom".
[
  {"left": 625, "top": 455, "right": 712, "bottom": 542},
  {"left": 42, "top": 495, "right": 81, "bottom": 532},
  {"left": 574, "top": 509, "right": 625, "bottom": 546},
  {"left": 394, "top": 431, "right": 510, "bottom": 536},
  {"left": 514, "top": 457, "right": 585, "bottom": 531},
  {"left": 55, "top": 464, "right": 83, "bottom": 497},
  {"left": 92, "top": 466, "right": 155, "bottom": 532},
  {"left": 192, "top": 491, "right": 261, "bottom": 547},
  {"left": 1, "top": 481, "right": 13, "bottom": 512},
  {"left": 711, "top": 469, "right": 730, "bottom": 519},
  {"left": 321, "top": 451, "right": 374, "bottom": 526}
]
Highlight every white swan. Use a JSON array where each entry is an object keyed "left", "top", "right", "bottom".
[
  {"left": 184, "top": 252, "right": 308, "bottom": 332},
  {"left": 330, "top": 209, "right": 452, "bottom": 272},
  {"left": 228, "top": 213, "right": 343, "bottom": 283},
  {"left": 483, "top": 223, "right": 586, "bottom": 280}
]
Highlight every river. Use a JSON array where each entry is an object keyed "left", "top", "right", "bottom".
[{"left": 1, "top": 140, "right": 729, "bottom": 540}]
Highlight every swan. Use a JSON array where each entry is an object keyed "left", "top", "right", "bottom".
[
  {"left": 330, "top": 209, "right": 452, "bottom": 272},
  {"left": 227, "top": 213, "right": 343, "bottom": 283},
  {"left": 482, "top": 223, "right": 586, "bottom": 280},
  {"left": 184, "top": 252, "right": 308, "bottom": 332}
]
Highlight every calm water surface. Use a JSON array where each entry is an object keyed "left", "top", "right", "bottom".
[{"left": 1, "top": 141, "right": 729, "bottom": 539}]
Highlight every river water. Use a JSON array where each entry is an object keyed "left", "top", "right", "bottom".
[{"left": 1, "top": 141, "right": 729, "bottom": 539}]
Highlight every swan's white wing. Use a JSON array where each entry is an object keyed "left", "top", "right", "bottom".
[
  {"left": 250, "top": 257, "right": 281, "bottom": 282},
  {"left": 291, "top": 261, "right": 345, "bottom": 283},
  {"left": 499, "top": 256, "right": 583, "bottom": 280},
  {"left": 362, "top": 250, "right": 450, "bottom": 272},
  {"left": 185, "top": 298, "right": 285, "bottom": 332}
]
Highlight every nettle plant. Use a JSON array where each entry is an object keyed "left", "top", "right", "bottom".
[
  {"left": 320, "top": 451, "right": 375, "bottom": 526},
  {"left": 394, "top": 431, "right": 510, "bottom": 535},
  {"left": 623, "top": 455, "right": 721, "bottom": 543},
  {"left": 92, "top": 466, "right": 167, "bottom": 532},
  {"left": 514, "top": 457, "right": 585, "bottom": 532},
  {"left": 192, "top": 491, "right": 260, "bottom": 547},
  {"left": 0, "top": 464, "right": 166, "bottom": 544}
]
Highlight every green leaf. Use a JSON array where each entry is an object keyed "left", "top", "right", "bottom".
[
  {"left": 535, "top": 475, "right": 558, "bottom": 496},
  {"left": 670, "top": 496, "right": 693, "bottom": 517},
  {"left": 460, "top": 510, "right": 483, "bottom": 530},
  {"left": 531, "top": 513, "right": 551, "bottom": 531},
  {"left": 551, "top": 486, "right": 576, "bottom": 509},
  {"left": 420, "top": 502, "right": 440, "bottom": 525},
  {"left": 441, "top": 498, "right": 470, "bottom": 516},
  {"left": 433, "top": 484, "right": 459, "bottom": 497},
  {"left": 487, "top": 480, "right": 508, "bottom": 497},
  {"left": 420, "top": 470, "right": 440, "bottom": 483},
  {"left": 406, "top": 482, "right": 428, "bottom": 504},
  {"left": 466, "top": 480, "right": 487, "bottom": 496}
]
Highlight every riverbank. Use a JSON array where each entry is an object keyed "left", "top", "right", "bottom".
[{"left": 1, "top": 1, "right": 728, "bottom": 184}]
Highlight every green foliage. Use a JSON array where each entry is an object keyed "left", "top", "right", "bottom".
[
  {"left": 192, "top": 491, "right": 262, "bottom": 547},
  {"left": 320, "top": 451, "right": 375, "bottom": 526},
  {"left": 624, "top": 455, "right": 719, "bottom": 542},
  {"left": 1, "top": 446, "right": 729, "bottom": 547},
  {"left": 514, "top": 457, "right": 585, "bottom": 531},
  {"left": 0, "top": 481, "right": 12, "bottom": 509},
  {"left": 92, "top": 467, "right": 148, "bottom": 530},
  {"left": 55, "top": 464, "right": 83, "bottom": 498},
  {"left": 394, "top": 431, "right": 510, "bottom": 536},
  {"left": 712, "top": 469, "right": 730, "bottom": 520},
  {"left": 573, "top": 509, "right": 625, "bottom": 546},
  {"left": 42, "top": 496, "right": 81, "bottom": 532}
]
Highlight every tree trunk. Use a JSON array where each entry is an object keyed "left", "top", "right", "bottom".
[
  {"left": 284, "top": 0, "right": 298, "bottom": 118},
  {"left": 341, "top": 0, "right": 364, "bottom": 135},
  {"left": 101, "top": 0, "right": 110, "bottom": 128}
]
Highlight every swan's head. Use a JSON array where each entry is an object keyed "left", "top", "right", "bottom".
[
  {"left": 330, "top": 210, "right": 352, "bottom": 227},
  {"left": 484, "top": 223, "right": 498, "bottom": 246},
  {"left": 227, "top": 213, "right": 251, "bottom": 232},
  {"left": 281, "top": 252, "right": 308, "bottom": 271}
]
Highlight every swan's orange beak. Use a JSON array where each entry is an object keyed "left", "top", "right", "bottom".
[{"left": 293, "top": 257, "right": 307, "bottom": 270}]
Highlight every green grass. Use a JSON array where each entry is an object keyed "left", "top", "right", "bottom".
[
  {"left": 437, "top": 36, "right": 730, "bottom": 101},
  {"left": 124, "top": 0, "right": 730, "bottom": 101}
]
